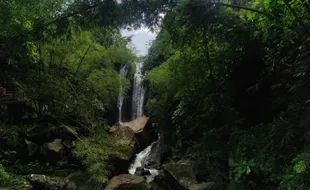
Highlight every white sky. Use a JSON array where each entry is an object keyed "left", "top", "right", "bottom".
[{"left": 121, "top": 27, "right": 157, "bottom": 56}]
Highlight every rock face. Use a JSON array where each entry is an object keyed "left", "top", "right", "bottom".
[{"left": 104, "top": 174, "right": 151, "bottom": 190}]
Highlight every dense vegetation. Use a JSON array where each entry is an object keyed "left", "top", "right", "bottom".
[
  {"left": 145, "top": 0, "right": 310, "bottom": 189},
  {"left": 2, "top": 0, "right": 310, "bottom": 189},
  {"left": 0, "top": 0, "right": 138, "bottom": 188}
]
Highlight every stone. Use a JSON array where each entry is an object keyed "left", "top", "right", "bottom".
[
  {"left": 107, "top": 156, "right": 131, "bottom": 177},
  {"left": 151, "top": 161, "right": 198, "bottom": 190},
  {"left": 40, "top": 139, "right": 64, "bottom": 162},
  {"left": 26, "top": 124, "right": 77, "bottom": 145},
  {"left": 104, "top": 174, "right": 151, "bottom": 190},
  {"left": 110, "top": 126, "right": 135, "bottom": 146},
  {"left": 110, "top": 116, "right": 158, "bottom": 151},
  {"left": 26, "top": 174, "right": 66, "bottom": 190},
  {"left": 122, "top": 116, "right": 149, "bottom": 133},
  {"left": 163, "top": 160, "right": 197, "bottom": 189},
  {"left": 134, "top": 167, "right": 151, "bottom": 176},
  {"left": 135, "top": 167, "right": 145, "bottom": 176},
  {"left": 25, "top": 139, "right": 39, "bottom": 157},
  {"left": 189, "top": 182, "right": 215, "bottom": 190},
  {"left": 65, "top": 171, "right": 93, "bottom": 190}
]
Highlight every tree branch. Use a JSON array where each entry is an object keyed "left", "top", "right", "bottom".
[
  {"left": 208, "top": 2, "right": 279, "bottom": 20},
  {"left": 74, "top": 41, "right": 95, "bottom": 77}
]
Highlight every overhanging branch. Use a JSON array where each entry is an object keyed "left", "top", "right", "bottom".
[{"left": 208, "top": 2, "right": 279, "bottom": 20}]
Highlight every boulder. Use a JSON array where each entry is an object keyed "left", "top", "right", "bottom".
[
  {"left": 110, "top": 126, "right": 135, "bottom": 146},
  {"left": 122, "top": 116, "right": 149, "bottom": 133},
  {"left": 151, "top": 161, "right": 197, "bottom": 190},
  {"left": 189, "top": 182, "right": 215, "bottom": 190},
  {"left": 107, "top": 156, "right": 131, "bottom": 177},
  {"left": 110, "top": 116, "right": 157, "bottom": 149},
  {"left": 163, "top": 161, "right": 197, "bottom": 189},
  {"left": 65, "top": 171, "right": 93, "bottom": 190},
  {"left": 134, "top": 167, "right": 144, "bottom": 176},
  {"left": 26, "top": 124, "right": 77, "bottom": 145},
  {"left": 152, "top": 161, "right": 214, "bottom": 190},
  {"left": 134, "top": 167, "right": 151, "bottom": 176},
  {"left": 26, "top": 174, "right": 66, "bottom": 190},
  {"left": 40, "top": 139, "right": 64, "bottom": 162},
  {"left": 104, "top": 174, "right": 151, "bottom": 190},
  {"left": 110, "top": 116, "right": 157, "bottom": 152},
  {"left": 142, "top": 137, "right": 170, "bottom": 169},
  {"left": 25, "top": 139, "right": 39, "bottom": 157}
]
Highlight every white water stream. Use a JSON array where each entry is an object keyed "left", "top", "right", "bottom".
[
  {"left": 117, "top": 65, "right": 129, "bottom": 124},
  {"left": 131, "top": 62, "right": 146, "bottom": 120},
  {"left": 117, "top": 62, "right": 159, "bottom": 182},
  {"left": 128, "top": 142, "right": 159, "bottom": 182}
]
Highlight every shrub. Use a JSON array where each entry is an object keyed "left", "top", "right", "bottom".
[
  {"left": 0, "top": 164, "right": 30, "bottom": 189},
  {"left": 73, "top": 126, "right": 132, "bottom": 186}
]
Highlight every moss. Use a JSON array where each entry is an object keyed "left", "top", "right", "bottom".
[
  {"left": 73, "top": 126, "right": 132, "bottom": 185},
  {"left": 0, "top": 164, "right": 30, "bottom": 190}
]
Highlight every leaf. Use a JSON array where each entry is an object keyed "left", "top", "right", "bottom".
[
  {"left": 294, "top": 160, "right": 306, "bottom": 174},
  {"left": 246, "top": 166, "right": 251, "bottom": 175}
]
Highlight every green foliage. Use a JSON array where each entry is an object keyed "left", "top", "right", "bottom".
[
  {"left": 279, "top": 152, "right": 310, "bottom": 189},
  {"left": 0, "top": 124, "right": 20, "bottom": 146},
  {"left": 73, "top": 127, "right": 132, "bottom": 185},
  {"left": 145, "top": 0, "right": 310, "bottom": 189},
  {"left": 0, "top": 164, "right": 29, "bottom": 189}
]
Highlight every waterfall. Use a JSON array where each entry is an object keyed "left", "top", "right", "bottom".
[
  {"left": 128, "top": 142, "right": 155, "bottom": 175},
  {"left": 131, "top": 62, "right": 146, "bottom": 120},
  {"left": 128, "top": 142, "right": 159, "bottom": 182},
  {"left": 126, "top": 62, "right": 160, "bottom": 182},
  {"left": 117, "top": 65, "right": 129, "bottom": 124}
]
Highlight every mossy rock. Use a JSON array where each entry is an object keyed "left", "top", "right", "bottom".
[
  {"left": 104, "top": 174, "right": 151, "bottom": 190},
  {"left": 26, "top": 174, "right": 66, "bottom": 190},
  {"left": 65, "top": 171, "right": 93, "bottom": 190},
  {"left": 162, "top": 161, "right": 197, "bottom": 189}
]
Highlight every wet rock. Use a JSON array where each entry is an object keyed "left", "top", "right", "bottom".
[
  {"left": 142, "top": 135, "right": 171, "bottom": 170},
  {"left": 135, "top": 167, "right": 145, "bottom": 176},
  {"left": 134, "top": 167, "right": 151, "bottom": 176},
  {"left": 26, "top": 174, "right": 67, "bottom": 190},
  {"left": 104, "top": 174, "right": 151, "bottom": 190}
]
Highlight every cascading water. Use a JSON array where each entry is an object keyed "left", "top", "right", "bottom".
[
  {"left": 131, "top": 62, "right": 146, "bottom": 120},
  {"left": 128, "top": 142, "right": 156, "bottom": 175},
  {"left": 117, "top": 65, "right": 129, "bottom": 124},
  {"left": 128, "top": 142, "right": 159, "bottom": 182},
  {"left": 127, "top": 62, "right": 160, "bottom": 182}
]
